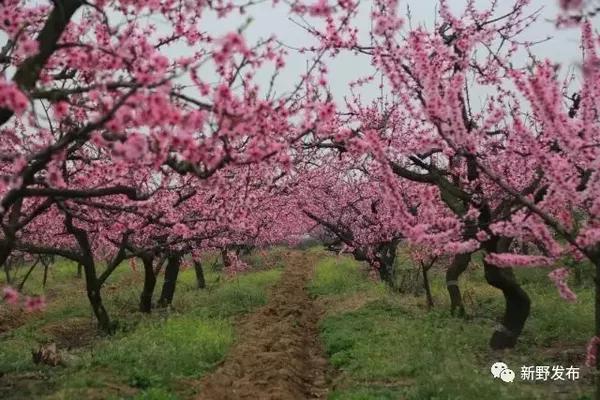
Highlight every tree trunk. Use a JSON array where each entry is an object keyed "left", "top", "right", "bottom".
[
  {"left": 377, "top": 259, "right": 396, "bottom": 289},
  {"left": 18, "top": 259, "right": 39, "bottom": 291},
  {"left": 81, "top": 257, "right": 112, "bottom": 333},
  {"left": 4, "top": 263, "right": 11, "bottom": 284},
  {"left": 87, "top": 285, "right": 112, "bottom": 333},
  {"left": 64, "top": 214, "right": 113, "bottom": 333},
  {"left": 446, "top": 253, "right": 471, "bottom": 316},
  {"left": 422, "top": 263, "right": 434, "bottom": 309},
  {"left": 139, "top": 255, "right": 157, "bottom": 313},
  {"left": 376, "top": 241, "right": 398, "bottom": 290},
  {"left": 484, "top": 262, "right": 530, "bottom": 349},
  {"left": 42, "top": 262, "right": 49, "bottom": 287},
  {"left": 221, "top": 248, "right": 232, "bottom": 269},
  {"left": 76, "top": 262, "right": 82, "bottom": 278},
  {"left": 194, "top": 260, "right": 206, "bottom": 289},
  {"left": 483, "top": 236, "right": 531, "bottom": 350},
  {"left": 0, "top": 241, "right": 14, "bottom": 284},
  {"left": 158, "top": 254, "right": 181, "bottom": 307},
  {"left": 481, "top": 236, "right": 531, "bottom": 350}
]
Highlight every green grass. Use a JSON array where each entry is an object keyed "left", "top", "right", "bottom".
[
  {"left": 311, "top": 253, "right": 594, "bottom": 400},
  {"left": 94, "top": 317, "right": 233, "bottom": 384},
  {"left": 3, "top": 249, "right": 595, "bottom": 399},
  {"left": 309, "top": 254, "right": 381, "bottom": 297},
  {"left": 0, "top": 255, "right": 282, "bottom": 399},
  {"left": 179, "top": 268, "right": 282, "bottom": 318}
]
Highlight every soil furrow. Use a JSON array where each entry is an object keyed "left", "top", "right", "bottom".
[{"left": 197, "top": 252, "right": 328, "bottom": 400}]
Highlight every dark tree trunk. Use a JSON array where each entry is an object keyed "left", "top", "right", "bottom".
[
  {"left": 239, "top": 245, "right": 253, "bottom": 256},
  {"left": 0, "top": 240, "right": 15, "bottom": 284},
  {"left": 422, "top": 262, "right": 434, "bottom": 309},
  {"left": 87, "top": 286, "right": 112, "bottom": 333},
  {"left": 377, "top": 259, "right": 396, "bottom": 289},
  {"left": 352, "top": 242, "right": 398, "bottom": 290},
  {"left": 158, "top": 254, "right": 181, "bottom": 307},
  {"left": 0, "top": 201, "right": 21, "bottom": 282},
  {"left": 446, "top": 253, "right": 471, "bottom": 316},
  {"left": 139, "top": 255, "right": 157, "bottom": 313},
  {"left": 65, "top": 215, "right": 112, "bottom": 333},
  {"left": 4, "top": 263, "right": 11, "bottom": 284},
  {"left": 484, "top": 238, "right": 530, "bottom": 350},
  {"left": 376, "top": 241, "right": 399, "bottom": 290},
  {"left": 81, "top": 257, "right": 112, "bottom": 333},
  {"left": 194, "top": 260, "right": 206, "bottom": 289},
  {"left": 484, "top": 262, "right": 530, "bottom": 349},
  {"left": 18, "top": 259, "right": 39, "bottom": 291},
  {"left": 42, "top": 261, "right": 49, "bottom": 287},
  {"left": 221, "top": 248, "right": 232, "bottom": 269}
]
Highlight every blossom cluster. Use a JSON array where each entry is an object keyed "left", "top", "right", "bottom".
[{"left": 2, "top": 287, "right": 46, "bottom": 312}]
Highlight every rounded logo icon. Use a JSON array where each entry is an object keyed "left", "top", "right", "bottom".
[
  {"left": 491, "top": 362, "right": 508, "bottom": 378},
  {"left": 500, "top": 368, "right": 515, "bottom": 383}
]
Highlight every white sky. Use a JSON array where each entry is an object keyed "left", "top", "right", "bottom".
[
  {"left": 3, "top": 1, "right": 587, "bottom": 107},
  {"left": 176, "top": 0, "right": 585, "bottom": 105}
]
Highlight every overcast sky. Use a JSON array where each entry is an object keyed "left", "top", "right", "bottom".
[
  {"left": 5, "top": 1, "right": 587, "bottom": 108},
  {"left": 171, "top": 0, "right": 584, "bottom": 105}
]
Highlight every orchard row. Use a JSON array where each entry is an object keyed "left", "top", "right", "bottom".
[{"left": 0, "top": 0, "right": 599, "bottom": 384}]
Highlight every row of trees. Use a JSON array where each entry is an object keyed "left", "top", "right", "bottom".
[
  {"left": 0, "top": 0, "right": 316, "bottom": 331},
  {"left": 1, "top": 0, "right": 599, "bottom": 394},
  {"left": 291, "top": 0, "right": 600, "bottom": 393},
  {"left": 287, "top": 0, "right": 596, "bottom": 352}
]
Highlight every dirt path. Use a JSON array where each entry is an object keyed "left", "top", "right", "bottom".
[{"left": 197, "top": 251, "right": 328, "bottom": 400}]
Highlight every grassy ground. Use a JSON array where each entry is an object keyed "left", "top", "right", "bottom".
[
  {"left": 0, "top": 253, "right": 284, "bottom": 399},
  {"left": 309, "top": 251, "right": 594, "bottom": 400},
  {"left": 2, "top": 247, "right": 595, "bottom": 399}
]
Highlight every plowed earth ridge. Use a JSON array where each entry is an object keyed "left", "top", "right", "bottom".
[{"left": 198, "top": 252, "right": 328, "bottom": 400}]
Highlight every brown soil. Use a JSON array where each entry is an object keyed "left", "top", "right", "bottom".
[
  {"left": 40, "top": 317, "right": 98, "bottom": 349},
  {"left": 197, "top": 251, "right": 329, "bottom": 400},
  {"left": 0, "top": 308, "right": 30, "bottom": 334}
]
